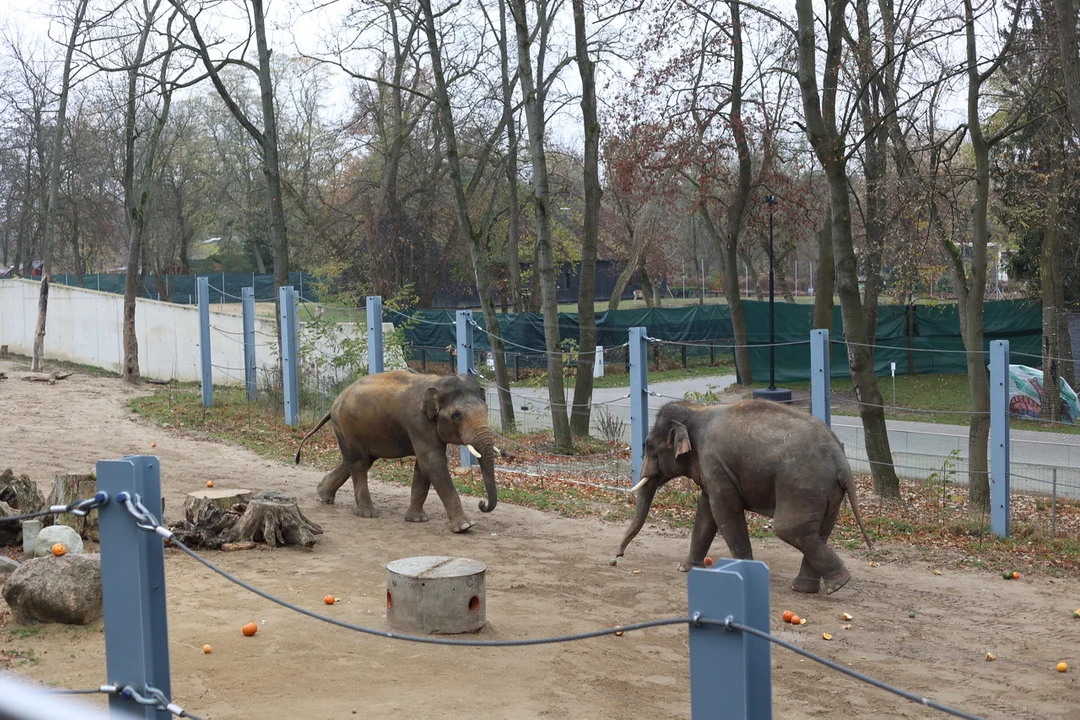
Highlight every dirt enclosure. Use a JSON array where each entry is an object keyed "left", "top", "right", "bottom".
[{"left": 1, "top": 360, "right": 1079, "bottom": 719}]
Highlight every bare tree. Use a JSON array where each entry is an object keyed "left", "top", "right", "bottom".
[{"left": 32, "top": 0, "right": 91, "bottom": 373}]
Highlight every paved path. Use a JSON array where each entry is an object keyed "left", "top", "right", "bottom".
[{"left": 484, "top": 373, "right": 1080, "bottom": 499}]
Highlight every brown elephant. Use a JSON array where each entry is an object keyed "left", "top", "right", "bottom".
[
  {"left": 294, "top": 371, "right": 499, "bottom": 533},
  {"left": 614, "top": 399, "right": 872, "bottom": 594}
]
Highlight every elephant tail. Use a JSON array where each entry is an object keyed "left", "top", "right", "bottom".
[
  {"left": 841, "top": 468, "right": 874, "bottom": 550},
  {"left": 295, "top": 412, "right": 332, "bottom": 464}
]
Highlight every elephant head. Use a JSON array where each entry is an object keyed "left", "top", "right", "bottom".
[
  {"left": 422, "top": 374, "right": 499, "bottom": 513},
  {"left": 615, "top": 402, "right": 697, "bottom": 559}
]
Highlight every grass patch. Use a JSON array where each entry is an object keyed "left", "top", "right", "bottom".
[{"left": 131, "top": 384, "right": 1080, "bottom": 575}]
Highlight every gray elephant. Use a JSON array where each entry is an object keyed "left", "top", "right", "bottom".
[
  {"left": 294, "top": 371, "right": 499, "bottom": 533},
  {"left": 615, "top": 399, "right": 872, "bottom": 594}
]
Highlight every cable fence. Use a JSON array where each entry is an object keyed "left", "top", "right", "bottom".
[{"left": 0, "top": 469, "right": 992, "bottom": 720}]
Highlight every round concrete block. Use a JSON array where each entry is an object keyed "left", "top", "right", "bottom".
[{"left": 386, "top": 556, "right": 486, "bottom": 634}]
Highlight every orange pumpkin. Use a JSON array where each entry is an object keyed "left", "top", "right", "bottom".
[
  {"left": 782, "top": 610, "right": 794, "bottom": 623},
  {"left": 51, "top": 543, "right": 67, "bottom": 557},
  {"left": 323, "top": 595, "right": 336, "bottom": 605},
  {"left": 242, "top": 622, "right": 258, "bottom": 637}
]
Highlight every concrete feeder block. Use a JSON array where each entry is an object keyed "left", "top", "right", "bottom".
[{"left": 386, "top": 556, "right": 486, "bottom": 634}]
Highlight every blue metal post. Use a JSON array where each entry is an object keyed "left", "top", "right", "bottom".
[
  {"left": 688, "top": 560, "right": 772, "bottom": 719},
  {"left": 990, "top": 340, "right": 1010, "bottom": 537},
  {"left": 456, "top": 310, "right": 475, "bottom": 469},
  {"left": 279, "top": 286, "right": 299, "bottom": 427},
  {"left": 810, "top": 329, "right": 831, "bottom": 426},
  {"left": 367, "top": 296, "right": 384, "bottom": 375},
  {"left": 197, "top": 276, "right": 212, "bottom": 407},
  {"left": 629, "top": 327, "right": 649, "bottom": 482},
  {"left": 96, "top": 456, "right": 172, "bottom": 720},
  {"left": 242, "top": 287, "right": 257, "bottom": 402}
]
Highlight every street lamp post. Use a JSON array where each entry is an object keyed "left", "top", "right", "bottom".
[{"left": 753, "top": 195, "right": 792, "bottom": 404}]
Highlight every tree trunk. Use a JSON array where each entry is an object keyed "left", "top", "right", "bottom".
[
  {"left": 813, "top": 210, "right": 835, "bottom": 329},
  {"left": 499, "top": 0, "right": 523, "bottom": 313},
  {"left": 32, "top": 0, "right": 89, "bottom": 373},
  {"left": 168, "top": 488, "right": 252, "bottom": 549},
  {"left": 510, "top": 0, "right": 571, "bottom": 450},
  {"left": 570, "top": 0, "right": 600, "bottom": 438},
  {"left": 1053, "top": 0, "right": 1080, "bottom": 133},
  {"left": 1041, "top": 151, "right": 1065, "bottom": 421},
  {"left": 46, "top": 474, "right": 98, "bottom": 541},
  {"left": 229, "top": 490, "right": 322, "bottom": 549},
  {"left": 419, "top": 0, "right": 515, "bottom": 433},
  {"left": 795, "top": 0, "right": 899, "bottom": 498}
]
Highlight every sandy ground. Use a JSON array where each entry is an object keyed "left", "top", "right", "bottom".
[{"left": 1, "top": 359, "right": 1079, "bottom": 720}]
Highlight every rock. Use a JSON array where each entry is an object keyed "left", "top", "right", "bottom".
[
  {"left": 0, "top": 555, "right": 19, "bottom": 574},
  {"left": 33, "top": 525, "right": 84, "bottom": 558},
  {"left": 2, "top": 553, "right": 102, "bottom": 625}
]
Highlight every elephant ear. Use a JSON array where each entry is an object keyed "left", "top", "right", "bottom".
[
  {"left": 422, "top": 386, "right": 441, "bottom": 420},
  {"left": 670, "top": 421, "right": 692, "bottom": 457}
]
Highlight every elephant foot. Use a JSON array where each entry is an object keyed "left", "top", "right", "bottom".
[
  {"left": 449, "top": 518, "right": 474, "bottom": 533},
  {"left": 822, "top": 571, "right": 851, "bottom": 595},
  {"left": 678, "top": 559, "right": 705, "bottom": 573},
  {"left": 791, "top": 576, "right": 822, "bottom": 594},
  {"left": 316, "top": 485, "right": 337, "bottom": 504},
  {"left": 404, "top": 509, "right": 429, "bottom": 523},
  {"left": 351, "top": 505, "right": 379, "bottom": 518}
]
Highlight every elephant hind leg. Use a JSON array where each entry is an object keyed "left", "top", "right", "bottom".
[
  {"left": 350, "top": 461, "right": 378, "bottom": 517},
  {"left": 404, "top": 460, "right": 431, "bottom": 523},
  {"left": 775, "top": 502, "right": 849, "bottom": 595}
]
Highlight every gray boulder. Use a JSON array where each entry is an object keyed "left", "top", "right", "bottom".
[
  {"left": 2, "top": 553, "right": 102, "bottom": 625},
  {"left": 33, "top": 525, "right": 83, "bottom": 558},
  {"left": 0, "top": 555, "right": 19, "bottom": 574}
]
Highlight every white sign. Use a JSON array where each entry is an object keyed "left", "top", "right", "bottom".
[
  {"left": 890, "top": 361, "right": 896, "bottom": 377},
  {"left": 593, "top": 345, "right": 604, "bottom": 378}
]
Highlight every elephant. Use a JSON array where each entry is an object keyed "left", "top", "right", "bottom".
[
  {"left": 294, "top": 370, "right": 500, "bottom": 533},
  {"left": 614, "top": 399, "right": 872, "bottom": 594}
]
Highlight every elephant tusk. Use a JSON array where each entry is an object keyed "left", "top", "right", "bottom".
[
  {"left": 466, "top": 444, "right": 482, "bottom": 459},
  {"left": 493, "top": 445, "right": 502, "bottom": 456},
  {"left": 629, "top": 477, "right": 649, "bottom": 493}
]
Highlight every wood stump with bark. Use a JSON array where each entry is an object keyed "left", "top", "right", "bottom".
[
  {"left": 0, "top": 345, "right": 7, "bottom": 358},
  {"left": 168, "top": 489, "right": 251, "bottom": 550},
  {"left": 230, "top": 490, "right": 322, "bottom": 549},
  {"left": 0, "top": 469, "right": 47, "bottom": 546},
  {"left": 47, "top": 473, "right": 99, "bottom": 541},
  {"left": 168, "top": 489, "right": 321, "bottom": 550}
]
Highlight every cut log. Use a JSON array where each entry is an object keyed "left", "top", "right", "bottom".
[
  {"left": 0, "top": 344, "right": 7, "bottom": 358},
  {"left": 22, "top": 371, "right": 73, "bottom": 384},
  {"left": 46, "top": 474, "right": 98, "bottom": 541},
  {"left": 0, "top": 372, "right": 7, "bottom": 380},
  {"left": 167, "top": 489, "right": 251, "bottom": 550},
  {"left": 0, "top": 470, "right": 47, "bottom": 546},
  {"left": 228, "top": 490, "right": 322, "bottom": 549}
]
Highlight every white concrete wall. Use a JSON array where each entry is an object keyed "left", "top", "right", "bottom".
[{"left": 0, "top": 278, "right": 401, "bottom": 385}]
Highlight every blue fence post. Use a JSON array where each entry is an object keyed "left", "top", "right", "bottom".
[
  {"left": 810, "top": 329, "right": 831, "bottom": 427},
  {"left": 279, "top": 286, "right": 299, "bottom": 427},
  {"left": 197, "top": 276, "right": 212, "bottom": 408},
  {"left": 688, "top": 560, "right": 772, "bottom": 719},
  {"left": 95, "top": 455, "right": 172, "bottom": 720},
  {"left": 456, "top": 310, "right": 475, "bottom": 469},
  {"left": 242, "top": 287, "right": 257, "bottom": 402},
  {"left": 629, "top": 327, "right": 649, "bottom": 482},
  {"left": 990, "top": 339, "right": 1010, "bottom": 537},
  {"left": 367, "top": 296, "right": 384, "bottom": 375}
]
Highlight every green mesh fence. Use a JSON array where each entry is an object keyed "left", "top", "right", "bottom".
[
  {"left": 49, "top": 272, "right": 321, "bottom": 304},
  {"left": 398, "top": 300, "right": 1045, "bottom": 383}
]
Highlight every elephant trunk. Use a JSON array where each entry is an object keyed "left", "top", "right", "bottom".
[
  {"left": 615, "top": 477, "right": 659, "bottom": 558},
  {"left": 464, "top": 424, "right": 498, "bottom": 513}
]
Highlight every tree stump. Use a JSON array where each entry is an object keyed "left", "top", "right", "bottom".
[
  {"left": 0, "top": 470, "right": 46, "bottom": 546},
  {"left": 228, "top": 490, "right": 322, "bottom": 549},
  {"left": 168, "top": 489, "right": 251, "bottom": 550},
  {"left": 46, "top": 474, "right": 98, "bottom": 541},
  {"left": 0, "top": 344, "right": 7, "bottom": 358}
]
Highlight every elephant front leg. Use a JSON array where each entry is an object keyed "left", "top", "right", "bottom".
[
  {"left": 316, "top": 462, "right": 350, "bottom": 504},
  {"left": 350, "top": 462, "right": 378, "bottom": 518},
  {"left": 711, "top": 495, "right": 753, "bottom": 562},
  {"left": 679, "top": 491, "right": 718, "bottom": 572},
  {"left": 404, "top": 460, "right": 431, "bottom": 523},
  {"left": 419, "top": 449, "right": 473, "bottom": 533}
]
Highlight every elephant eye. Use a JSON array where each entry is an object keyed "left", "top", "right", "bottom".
[{"left": 451, "top": 410, "right": 463, "bottom": 422}]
